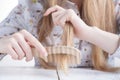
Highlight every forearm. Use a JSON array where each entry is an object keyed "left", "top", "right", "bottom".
[
  {"left": 82, "top": 26, "right": 119, "bottom": 54},
  {"left": 71, "top": 15, "right": 119, "bottom": 54}
]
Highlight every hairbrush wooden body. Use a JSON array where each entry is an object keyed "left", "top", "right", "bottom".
[{"left": 33, "top": 23, "right": 81, "bottom": 72}]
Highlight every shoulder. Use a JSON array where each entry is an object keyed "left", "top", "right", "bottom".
[
  {"left": 17, "top": 0, "right": 44, "bottom": 23},
  {"left": 18, "top": 0, "right": 44, "bottom": 11}
]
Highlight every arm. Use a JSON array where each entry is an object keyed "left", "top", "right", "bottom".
[
  {"left": 79, "top": 25, "right": 119, "bottom": 54},
  {"left": 70, "top": 15, "right": 119, "bottom": 54},
  {"left": 44, "top": 5, "right": 119, "bottom": 54}
]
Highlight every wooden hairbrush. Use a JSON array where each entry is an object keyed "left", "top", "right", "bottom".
[
  {"left": 33, "top": 0, "right": 81, "bottom": 73},
  {"left": 33, "top": 23, "right": 81, "bottom": 73}
]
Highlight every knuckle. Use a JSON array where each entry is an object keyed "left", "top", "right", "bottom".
[
  {"left": 12, "top": 33, "right": 22, "bottom": 38},
  {"left": 55, "top": 5, "right": 63, "bottom": 10},
  {"left": 12, "top": 55, "right": 18, "bottom": 59},
  {"left": 60, "top": 21, "right": 65, "bottom": 26},
  {"left": 52, "top": 12, "right": 55, "bottom": 16},
  {"left": 20, "top": 29, "right": 27, "bottom": 34},
  {"left": 29, "top": 57, "right": 33, "bottom": 60},
  {"left": 12, "top": 56, "right": 17, "bottom": 60},
  {"left": 9, "top": 38, "right": 16, "bottom": 44},
  {"left": 20, "top": 53, "right": 25, "bottom": 58},
  {"left": 20, "top": 29, "right": 30, "bottom": 37},
  {"left": 26, "top": 55, "right": 33, "bottom": 61},
  {"left": 7, "top": 45, "right": 12, "bottom": 50},
  {"left": 6, "top": 43, "right": 12, "bottom": 49},
  {"left": 55, "top": 5, "right": 59, "bottom": 8},
  {"left": 67, "top": 9, "right": 74, "bottom": 13},
  {"left": 18, "top": 54, "right": 25, "bottom": 60},
  {"left": 9, "top": 51, "right": 18, "bottom": 60},
  {"left": 26, "top": 51, "right": 33, "bottom": 59}
]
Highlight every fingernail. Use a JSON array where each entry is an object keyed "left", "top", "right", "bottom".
[
  {"left": 42, "top": 49, "right": 48, "bottom": 57},
  {"left": 43, "top": 12, "right": 47, "bottom": 16},
  {"left": 43, "top": 14, "right": 47, "bottom": 16},
  {"left": 12, "top": 57, "right": 17, "bottom": 60},
  {"left": 18, "top": 57, "right": 23, "bottom": 60},
  {"left": 26, "top": 58, "right": 30, "bottom": 62},
  {"left": 19, "top": 58, "right": 22, "bottom": 60},
  {"left": 43, "top": 11, "right": 48, "bottom": 16},
  {"left": 12, "top": 56, "right": 18, "bottom": 60},
  {"left": 42, "top": 51, "right": 47, "bottom": 57},
  {"left": 26, "top": 59, "right": 30, "bottom": 62}
]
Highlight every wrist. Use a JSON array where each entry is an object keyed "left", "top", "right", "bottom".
[
  {"left": 70, "top": 14, "right": 92, "bottom": 40},
  {"left": 78, "top": 25, "right": 94, "bottom": 41}
]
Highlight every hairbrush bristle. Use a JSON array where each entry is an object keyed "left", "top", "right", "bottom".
[
  {"left": 33, "top": 0, "right": 81, "bottom": 73},
  {"left": 33, "top": 23, "right": 81, "bottom": 73}
]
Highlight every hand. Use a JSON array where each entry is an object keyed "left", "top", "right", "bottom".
[
  {"left": 0, "top": 30, "right": 47, "bottom": 61},
  {"left": 44, "top": 5, "right": 120, "bottom": 54},
  {"left": 44, "top": 5, "right": 89, "bottom": 39}
]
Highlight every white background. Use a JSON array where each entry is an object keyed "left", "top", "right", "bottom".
[{"left": 0, "top": 0, "right": 18, "bottom": 22}]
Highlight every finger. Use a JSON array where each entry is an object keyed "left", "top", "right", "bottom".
[
  {"left": 27, "top": 41, "right": 35, "bottom": 48},
  {"left": 52, "top": 10, "right": 65, "bottom": 18},
  {"left": 59, "top": 13, "right": 69, "bottom": 27},
  {"left": 20, "top": 30, "right": 48, "bottom": 57},
  {"left": 55, "top": 10, "right": 75, "bottom": 27},
  {"left": 13, "top": 33, "right": 33, "bottom": 61},
  {"left": 8, "top": 46, "right": 18, "bottom": 60},
  {"left": 10, "top": 38, "right": 25, "bottom": 60},
  {"left": 44, "top": 5, "right": 64, "bottom": 16},
  {"left": 53, "top": 11, "right": 66, "bottom": 27},
  {"left": 52, "top": 11, "right": 65, "bottom": 26}
]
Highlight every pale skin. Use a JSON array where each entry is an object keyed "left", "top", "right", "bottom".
[
  {"left": 44, "top": 4, "right": 119, "bottom": 54},
  {"left": 0, "top": 30, "right": 48, "bottom": 61},
  {"left": 0, "top": 0, "right": 119, "bottom": 61}
]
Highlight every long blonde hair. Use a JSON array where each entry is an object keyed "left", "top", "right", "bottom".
[{"left": 37, "top": 0, "right": 118, "bottom": 72}]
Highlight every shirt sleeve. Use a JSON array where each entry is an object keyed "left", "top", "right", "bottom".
[{"left": 0, "top": 5, "right": 24, "bottom": 37}]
